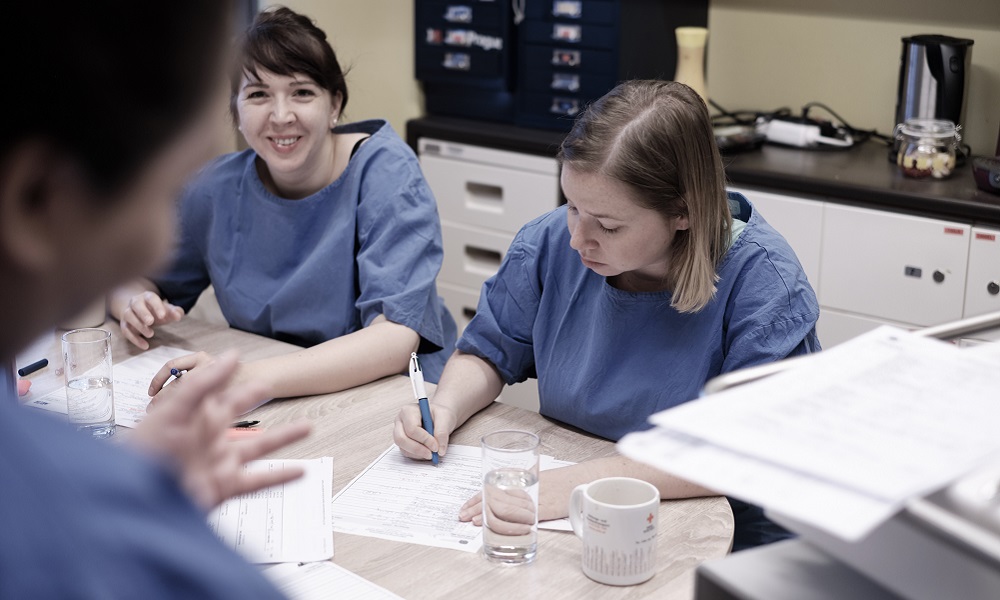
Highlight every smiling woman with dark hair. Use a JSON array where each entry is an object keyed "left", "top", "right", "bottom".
[{"left": 110, "top": 6, "right": 456, "bottom": 404}]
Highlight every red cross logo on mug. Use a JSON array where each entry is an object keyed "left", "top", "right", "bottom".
[{"left": 647, "top": 512, "right": 654, "bottom": 524}]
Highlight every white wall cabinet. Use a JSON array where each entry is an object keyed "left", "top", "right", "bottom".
[
  {"left": 821, "top": 204, "right": 969, "bottom": 327},
  {"left": 419, "top": 139, "right": 560, "bottom": 411},
  {"left": 731, "top": 185, "right": 995, "bottom": 348}
]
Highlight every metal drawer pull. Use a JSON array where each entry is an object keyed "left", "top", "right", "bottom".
[
  {"left": 464, "top": 245, "right": 503, "bottom": 274},
  {"left": 465, "top": 182, "right": 503, "bottom": 211}
]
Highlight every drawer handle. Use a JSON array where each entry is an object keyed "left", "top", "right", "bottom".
[
  {"left": 466, "top": 182, "right": 503, "bottom": 212},
  {"left": 988, "top": 281, "right": 1000, "bottom": 296},
  {"left": 933, "top": 270, "right": 945, "bottom": 284},
  {"left": 464, "top": 246, "right": 503, "bottom": 274}
]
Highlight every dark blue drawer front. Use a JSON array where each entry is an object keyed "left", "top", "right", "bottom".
[
  {"left": 416, "top": 0, "right": 503, "bottom": 28},
  {"left": 521, "top": 68, "right": 616, "bottom": 96},
  {"left": 417, "top": 46, "right": 503, "bottom": 81},
  {"left": 522, "top": 44, "right": 615, "bottom": 73},
  {"left": 524, "top": 0, "right": 617, "bottom": 25},
  {"left": 521, "top": 21, "right": 616, "bottom": 49}
]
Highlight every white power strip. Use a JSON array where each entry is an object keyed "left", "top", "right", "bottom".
[{"left": 758, "top": 118, "right": 853, "bottom": 148}]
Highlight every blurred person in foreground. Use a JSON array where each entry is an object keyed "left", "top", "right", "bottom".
[{"left": 0, "top": 2, "right": 310, "bottom": 597}]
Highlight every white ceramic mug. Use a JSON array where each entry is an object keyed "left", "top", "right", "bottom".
[{"left": 568, "top": 477, "right": 659, "bottom": 586}]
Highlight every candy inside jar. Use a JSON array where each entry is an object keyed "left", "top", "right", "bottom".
[{"left": 895, "top": 119, "right": 960, "bottom": 179}]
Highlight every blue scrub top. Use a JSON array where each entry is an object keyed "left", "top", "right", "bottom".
[
  {"left": 458, "top": 193, "right": 821, "bottom": 550},
  {"left": 0, "top": 366, "right": 285, "bottom": 598},
  {"left": 153, "top": 120, "right": 456, "bottom": 382}
]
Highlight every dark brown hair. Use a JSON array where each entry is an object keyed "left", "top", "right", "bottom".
[
  {"left": 2, "top": 1, "right": 232, "bottom": 195},
  {"left": 559, "top": 80, "right": 732, "bottom": 312},
  {"left": 230, "top": 6, "right": 349, "bottom": 124}
]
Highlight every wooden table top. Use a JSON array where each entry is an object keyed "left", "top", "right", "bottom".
[{"left": 19, "top": 318, "right": 734, "bottom": 599}]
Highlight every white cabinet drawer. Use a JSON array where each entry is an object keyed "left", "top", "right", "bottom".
[
  {"left": 820, "top": 204, "right": 969, "bottom": 326},
  {"left": 729, "top": 186, "right": 824, "bottom": 292},
  {"left": 439, "top": 223, "right": 514, "bottom": 290},
  {"left": 437, "top": 282, "right": 481, "bottom": 336},
  {"left": 817, "top": 307, "right": 916, "bottom": 348},
  {"left": 964, "top": 227, "right": 1000, "bottom": 318},
  {"left": 419, "top": 144, "right": 559, "bottom": 235}
]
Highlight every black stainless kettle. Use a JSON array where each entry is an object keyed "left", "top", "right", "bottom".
[{"left": 891, "top": 34, "right": 973, "bottom": 160}]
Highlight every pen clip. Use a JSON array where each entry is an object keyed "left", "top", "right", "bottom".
[{"left": 409, "top": 352, "right": 427, "bottom": 400}]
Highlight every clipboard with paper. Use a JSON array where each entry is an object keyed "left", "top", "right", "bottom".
[{"left": 617, "top": 311, "right": 1000, "bottom": 599}]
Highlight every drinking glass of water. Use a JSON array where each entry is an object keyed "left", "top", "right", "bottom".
[
  {"left": 61, "top": 328, "right": 115, "bottom": 439},
  {"left": 481, "top": 430, "right": 540, "bottom": 565}
]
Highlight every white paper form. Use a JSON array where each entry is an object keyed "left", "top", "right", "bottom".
[
  {"left": 23, "top": 345, "right": 189, "bottom": 428},
  {"left": 332, "top": 445, "right": 575, "bottom": 548},
  {"left": 208, "top": 457, "right": 334, "bottom": 564},
  {"left": 618, "top": 326, "right": 1000, "bottom": 541},
  {"left": 332, "top": 445, "right": 484, "bottom": 552},
  {"left": 262, "top": 561, "right": 404, "bottom": 600}
]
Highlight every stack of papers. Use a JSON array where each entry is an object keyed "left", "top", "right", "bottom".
[{"left": 618, "top": 327, "right": 1000, "bottom": 541}]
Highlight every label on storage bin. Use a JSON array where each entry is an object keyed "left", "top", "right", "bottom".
[
  {"left": 553, "top": 1, "right": 582, "bottom": 18},
  {"left": 552, "top": 49, "right": 581, "bottom": 67},
  {"left": 552, "top": 24, "right": 581, "bottom": 43},
  {"left": 444, "top": 5, "right": 473, "bottom": 23},
  {"left": 443, "top": 52, "right": 471, "bottom": 71},
  {"left": 444, "top": 29, "right": 503, "bottom": 51}
]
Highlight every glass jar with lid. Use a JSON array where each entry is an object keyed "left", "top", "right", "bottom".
[{"left": 895, "top": 118, "right": 960, "bottom": 179}]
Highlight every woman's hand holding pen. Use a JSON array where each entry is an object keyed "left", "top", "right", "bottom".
[
  {"left": 148, "top": 351, "right": 249, "bottom": 408},
  {"left": 131, "top": 351, "right": 311, "bottom": 511},
  {"left": 393, "top": 402, "right": 458, "bottom": 462},
  {"left": 119, "top": 290, "right": 185, "bottom": 350}
]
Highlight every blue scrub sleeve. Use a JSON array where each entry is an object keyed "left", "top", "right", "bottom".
[
  {"left": 151, "top": 186, "right": 212, "bottom": 312},
  {"left": 720, "top": 249, "right": 821, "bottom": 372},
  {"left": 353, "top": 148, "right": 449, "bottom": 352},
  {"left": 457, "top": 232, "right": 539, "bottom": 385}
]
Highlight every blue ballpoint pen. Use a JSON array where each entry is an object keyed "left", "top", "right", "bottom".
[{"left": 409, "top": 352, "right": 438, "bottom": 466}]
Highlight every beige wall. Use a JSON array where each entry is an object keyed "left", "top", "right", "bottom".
[
  {"left": 262, "top": 1, "right": 999, "bottom": 156},
  {"left": 268, "top": 0, "right": 422, "bottom": 137},
  {"left": 708, "top": 0, "right": 1000, "bottom": 156}
]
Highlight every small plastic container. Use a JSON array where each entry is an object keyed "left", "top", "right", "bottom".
[{"left": 895, "top": 119, "right": 960, "bottom": 179}]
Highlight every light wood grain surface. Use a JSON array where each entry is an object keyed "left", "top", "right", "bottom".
[{"left": 20, "top": 318, "right": 734, "bottom": 599}]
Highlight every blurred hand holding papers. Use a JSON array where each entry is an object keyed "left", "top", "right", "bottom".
[{"left": 618, "top": 326, "right": 1000, "bottom": 541}]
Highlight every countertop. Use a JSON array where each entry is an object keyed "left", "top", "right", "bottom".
[{"left": 406, "top": 116, "right": 1000, "bottom": 226}]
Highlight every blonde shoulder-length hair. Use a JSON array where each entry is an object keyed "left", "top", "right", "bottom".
[{"left": 557, "top": 80, "right": 732, "bottom": 313}]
